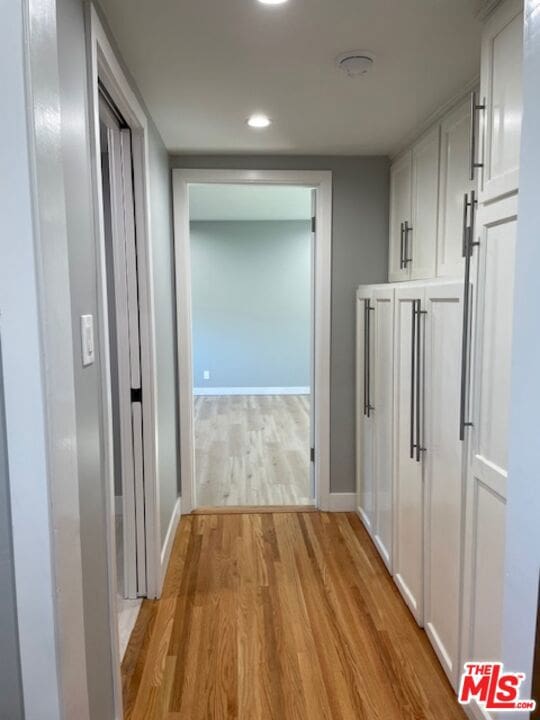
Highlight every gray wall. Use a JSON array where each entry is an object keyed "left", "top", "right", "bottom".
[
  {"left": 502, "top": 0, "right": 540, "bottom": 708},
  {"left": 148, "top": 126, "right": 180, "bottom": 542},
  {"left": 191, "top": 220, "right": 312, "bottom": 389},
  {"left": 57, "top": 0, "right": 179, "bottom": 715},
  {"left": 172, "top": 155, "right": 390, "bottom": 493},
  {"left": 0, "top": 341, "right": 24, "bottom": 720}
]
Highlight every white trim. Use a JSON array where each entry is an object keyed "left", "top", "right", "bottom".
[
  {"left": 173, "top": 168, "right": 332, "bottom": 513},
  {"left": 160, "top": 497, "right": 181, "bottom": 585},
  {"left": 87, "top": 6, "right": 162, "bottom": 718},
  {"left": 193, "top": 386, "right": 310, "bottom": 396},
  {"left": 328, "top": 493, "right": 357, "bottom": 512},
  {"left": 2, "top": 1, "right": 90, "bottom": 716}
]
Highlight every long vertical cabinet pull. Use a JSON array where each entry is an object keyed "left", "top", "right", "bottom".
[
  {"left": 410, "top": 300, "right": 417, "bottom": 459},
  {"left": 404, "top": 221, "right": 413, "bottom": 266},
  {"left": 416, "top": 301, "right": 427, "bottom": 461},
  {"left": 365, "top": 300, "right": 374, "bottom": 417},
  {"left": 363, "top": 299, "right": 368, "bottom": 416},
  {"left": 469, "top": 91, "right": 486, "bottom": 181},
  {"left": 400, "top": 223, "right": 405, "bottom": 269},
  {"left": 459, "top": 190, "right": 478, "bottom": 440}
]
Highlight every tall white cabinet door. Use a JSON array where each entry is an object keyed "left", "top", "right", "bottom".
[
  {"left": 411, "top": 127, "right": 440, "bottom": 280},
  {"left": 393, "top": 286, "right": 424, "bottom": 624},
  {"left": 389, "top": 153, "right": 412, "bottom": 282},
  {"left": 372, "top": 288, "right": 395, "bottom": 572},
  {"left": 423, "top": 282, "right": 465, "bottom": 690},
  {"left": 461, "top": 195, "right": 518, "bottom": 709},
  {"left": 356, "top": 288, "right": 375, "bottom": 534},
  {"left": 479, "top": 0, "right": 523, "bottom": 203},
  {"left": 437, "top": 99, "right": 475, "bottom": 278}
]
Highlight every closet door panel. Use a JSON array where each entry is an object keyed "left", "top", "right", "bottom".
[
  {"left": 423, "top": 283, "right": 465, "bottom": 690},
  {"left": 437, "top": 99, "right": 475, "bottom": 278},
  {"left": 411, "top": 127, "right": 440, "bottom": 280},
  {"left": 393, "top": 287, "right": 424, "bottom": 624},
  {"left": 479, "top": 0, "right": 523, "bottom": 202},
  {"left": 389, "top": 153, "right": 412, "bottom": 282},
  {"left": 372, "top": 288, "right": 394, "bottom": 571},
  {"left": 461, "top": 196, "right": 518, "bottom": 715},
  {"left": 356, "top": 289, "right": 375, "bottom": 533}
]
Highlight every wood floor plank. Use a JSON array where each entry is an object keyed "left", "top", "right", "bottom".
[
  {"left": 123, "top": 511, "right": 466, "bottom": 720},
  {"left": 194, "top": 395, "right": 312, "bottom": 507}
]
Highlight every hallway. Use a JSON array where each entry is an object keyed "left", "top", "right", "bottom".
[{"left": 122, "top": 511, "right": 465, "bottom": 720}]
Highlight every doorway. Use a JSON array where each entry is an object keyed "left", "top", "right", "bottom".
[
  {"left": 173, "top": 169, "right": 332, "bottom": 513},
  {"left": 190, "top": 184, "right": 314, "bottom": 507},
  {"left": 98, "top": 90, "right": 145, "bottom": 654}
]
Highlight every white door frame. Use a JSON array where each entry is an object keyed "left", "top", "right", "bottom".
[
  {"left": 172, "top": 168, "right": 332, "bottom": 513},
  {"left": 87, "top": 5, "right": 161, "bottom": 717}
]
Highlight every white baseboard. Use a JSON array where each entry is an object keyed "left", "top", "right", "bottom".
[
  {"left": 193, "top": 386, "right": 310, "bottom": 396},
  {"left": 327, "top": 492, "right": 356, "bottom": 512},
  {"left": 160, "top": 497, "right": 181, "bottom": 586}
]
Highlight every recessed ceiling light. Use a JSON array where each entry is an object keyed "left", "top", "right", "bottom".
[
  {"left": 247, "top": 113, "right": 272, "bottom": 129},
  {"left": 258, "top": 0, "right": 288, "bottom": 4}
]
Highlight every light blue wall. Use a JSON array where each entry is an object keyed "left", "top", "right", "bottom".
[{"left": 191, "top": 220, "right": 312, "bottom": 389}]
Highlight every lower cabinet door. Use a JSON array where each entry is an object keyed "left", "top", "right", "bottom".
[
  {"left": 372, "top": 287, "right": 394, "bottom": 572},
  {"left": 356, "top": 288, "right": 375, "bottom": 533},
  {"left": 423, "top": 282, "right": 465, "bottom": 690},
  {"left": 393, "top": 287, "right": 424, "bottom": 625},
  {"left": 460, "top": 195, "right": 517, "bottom": 717}
]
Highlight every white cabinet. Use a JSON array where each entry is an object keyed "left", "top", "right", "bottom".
[
  {"left": 393, "top": 286, "right": 424, "bottom": 623},
  {"left": 437, "top": 98, "right": 475, "bottom": 278},
  {"left": 460, "top": 194, "right": 518, "bottom": 715},
  {"left": 477, "top": 0, "right": 524, "bottom": 203},
  {"left": 356, "top": 285, "right": 394, "bottom": 572},
  {"left": 389, "top": 153, "right": 412, "bottom": 282},
  {"left": 393, "top": 281, "right": 466, "bottom": 655},
  {"left": 389, "top": 128, "right": 440, "bottom": 283},
  {"left": 423, "top": 282, "right": 466, "bottom": 690},
  {"left": 411, "top": 127, "right": 440, "bottom": 280}
]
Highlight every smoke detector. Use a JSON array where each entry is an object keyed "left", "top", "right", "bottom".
[{"left": 336, "top": 51, "right": 375, "bottom": 78}]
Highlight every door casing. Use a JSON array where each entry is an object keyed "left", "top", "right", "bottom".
[{"left": 172, "top": 168, "right": 332, "bottom": 513}]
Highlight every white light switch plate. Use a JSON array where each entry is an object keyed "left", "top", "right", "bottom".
[
  {"left": 81, "top": 314, "right": 95, "bottom": 367},
  {"left": 203, "top": 370, "right": 210, "bottom": 380}
]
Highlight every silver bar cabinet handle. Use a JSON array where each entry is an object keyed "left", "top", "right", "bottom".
[
  {"left": 416, "top": 302, "right": 426, "bottom": 462},
  {"left": 404, "top": 221, "right": 412, "bottom": 266},
  {"left": 459, "top": 191, "right": 478, "bottom": 440},
  {"left": 363, "top": 299, "right": 368, "bottom": 416},
  {"left": 469, "top": 91, "right": 486, "bottom": 181},
  {"left": 410, "top": 299, "right": 417, "bottom": 459},
  {"left": 366, "top": 301, "right": 374, "bottom": 417}
]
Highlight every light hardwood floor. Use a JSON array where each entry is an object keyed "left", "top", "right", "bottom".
[
  {"left": 122, "top": 511, "right": 466, "bottom": 720},
  {"left": 194, "top": 395, "right": 312, "bottom": 507}
]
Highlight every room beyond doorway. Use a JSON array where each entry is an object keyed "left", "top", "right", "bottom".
[
  {"left": 173, "top": 169, "right": 332, "bottom": 513},
  {"left": 190, "top": 183, "right": 313, "bottom": 508}
]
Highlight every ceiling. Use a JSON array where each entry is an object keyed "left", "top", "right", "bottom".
[
  {"left": 99, "top": 0, "right": 483, "bottom": 156},
  {"left": 189, "top": 184, "right": 313, "bottom": 221}
]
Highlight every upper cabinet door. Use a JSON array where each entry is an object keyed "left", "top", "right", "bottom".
[
  {"left": 388, "top": 152, "right": 412, "bottom": 283},
  {"left": 479, "top": 0, "right": 524, "bottom": 203},
  {"left": 411, "top": 127, "right": 440, "bottom": 280},
  {"left": 437, "top": 99, "right": 475, "bottom": 278}
]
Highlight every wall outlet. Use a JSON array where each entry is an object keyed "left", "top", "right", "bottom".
[{"left": 203, "top": 370, "right": 210, "bottom": 380}]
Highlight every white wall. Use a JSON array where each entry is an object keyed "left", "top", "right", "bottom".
[{"left": 502, "top": 0, "right": 540, "bottom": 714}]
